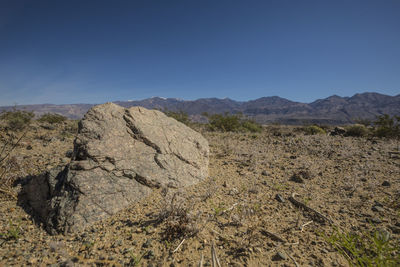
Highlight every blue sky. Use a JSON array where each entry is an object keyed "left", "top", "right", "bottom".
[{"left": 0, "top": 0, "right": 399, "bottom": 105}]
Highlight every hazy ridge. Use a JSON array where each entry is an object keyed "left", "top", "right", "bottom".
[{"left": 1, "top": 92, "right": 399, "bottom": 125}]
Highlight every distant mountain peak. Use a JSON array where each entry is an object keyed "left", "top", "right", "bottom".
[{"left": 1, "top": 92, "right": 399, "bottom": 125}]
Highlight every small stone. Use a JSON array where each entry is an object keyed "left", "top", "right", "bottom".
[
  {"left": 372, "top": 205, "right": 384, "bottom": 212},
  {"left": 135, "top": 228, "right": 142, "bottom": 233},
  {"left": 290, "top": 175, "right": 304, "bottom": 183},
  {"left": 145, "top": 249, "right": 155, "bottom": 259},
  {"left": 382, "top": 181, "right": 391, "bottom": 187},
  {"left": 146, "top": 227, "right": 155, "bottom": 234},
  {"left": 275, "top": 194, "right": 285, "bottom": 203},
  {"left": 228, "top": 188, "right": 239, "bottom": 195},
  {"left": 376, "top": 228, "right": 390, "bottom": 242},
  {"left": 273, "top": 251, "right": 287, "bottom": 261},
  {"left": 142, "top": 238, "right": 152, "bottom": 248},
  {"left": 65, "top": 150, "right": 73, "bottom": 158},
  {"left": 368, "top": 217, "right": 382, "bottom": 224}
]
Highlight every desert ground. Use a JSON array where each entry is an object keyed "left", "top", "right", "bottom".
[{"left": 1, "top": 120, "right": 399, "bottom": 266}]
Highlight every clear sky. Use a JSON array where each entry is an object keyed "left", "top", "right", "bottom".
[{"left": 0, "top": 0, "right": 399, "bottom": 105}]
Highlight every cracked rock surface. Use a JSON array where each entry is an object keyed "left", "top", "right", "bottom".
[{"left": 22, "top": 103, "right": 209, "bottom": 234}]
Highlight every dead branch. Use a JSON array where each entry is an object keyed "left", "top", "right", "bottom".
[
  {"left": 284, "top": 249, "right": 299, "bottom": 267},
  {"left": 260, "top": 229, "right": 286, "bottom": 243},
  {"left": 211, "top": 240, "right": 221, "bottom": 267},
  {"left": 289, "top": 193, "right": 333, "bottom": 224},
  {"left": 300, "top": 220, "right": 313, "bottom": 231},
  {"left": 0, "top": 131, "right": 26, "bottom": 164}
]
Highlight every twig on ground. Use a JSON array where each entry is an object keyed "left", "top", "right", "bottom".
[
  {"left": 300, "top": 220, "right": 313, "bottom": 231},
  {"left": 289, "top": 193, "right": 333, "bottom": 224},
  {"left": 211, "top": 240, "right": 221, "bottom": 267},
  {"left": 260, "top": 229, "right": 286, "bottom": 243},
  {"left": 284, "top": 249, "right": 299, "bottom": 267},
  {"left": 172, "top": 238, "right": 185, "bottom": 253},
  {"left": 199, "top": 252, "right": 203, "bottom": 267}
]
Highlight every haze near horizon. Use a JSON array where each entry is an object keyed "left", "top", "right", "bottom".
[{"left": 1, "top": 0, "right": 399, "bottom": 106}]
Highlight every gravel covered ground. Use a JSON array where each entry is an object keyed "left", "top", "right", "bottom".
[{"left": 1, "top": 122, "right": 399, "bottom": 266}]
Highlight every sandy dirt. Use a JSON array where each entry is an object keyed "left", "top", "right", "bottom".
[{"left": 1, "top": 122, "right": 399, "bottom": 266}]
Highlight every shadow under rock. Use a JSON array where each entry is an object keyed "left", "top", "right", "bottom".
[{"left": 15, "top": 165, "right": 71, "bottom": 234}]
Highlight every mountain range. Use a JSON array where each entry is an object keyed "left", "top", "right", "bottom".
[{"left": 1, "top": 92, "right": 399, "bottom": 125}]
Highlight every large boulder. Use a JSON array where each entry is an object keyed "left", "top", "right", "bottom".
[{"left": 22, "top": 103, "right": 209, "bottom": 234}]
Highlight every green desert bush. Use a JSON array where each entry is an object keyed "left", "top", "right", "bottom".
[
  {"left": 207, "top": 113, "right": 241, "bottom": 132},
  {"left": 163, "top": 110, "right": 191, "bottom": 125},
  {"left": 324, "top": 227, "right": 400, "bottom": 266},
  {"left": 302, "top": 125, "right": 326, "bottom": 135},
  {"left": 240, "top": 119, "right": 263, "bottom": 133},
  {"left": 345, "top": 124, "right": 370, "bottom": 137},
  {"left": 37, "top": 113, "right": 67, "bottom": 124},
  {"left": 373, "top": 114, "right": 400, "bottom": 138},
  {"left": 0, "top": 109, "right": 34, "bottom": 131},
  {"left": 206, "top": 113, "right": 262, "bottom": 133},
  {"left": 0, "top": 220, "right": 21, "bottom": 241}
]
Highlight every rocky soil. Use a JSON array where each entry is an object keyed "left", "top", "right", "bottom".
[{"left": 1, "top": 122, "right": 399, "bottom": 266}]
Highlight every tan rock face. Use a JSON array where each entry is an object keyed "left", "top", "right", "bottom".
[{"left": 23, "top": 103, "right": 209, "bottom": 234}]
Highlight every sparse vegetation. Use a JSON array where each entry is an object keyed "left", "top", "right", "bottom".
[
  {"left": 163, "top": 110, "right": 191, "bottom": 125},
  {"left": 373, "top": 114, "right": 400, "bottom": 138},
  {"left": 1, "top": 118, "right": 400, "bottom": 266},
  {"left": 324, "top": 227, "right": 400, "bottom": 266},
  {"left": 0, "top": 109, "right": 34, "bottom": 131},
  {"left": 0, "top": 220, "right": 21, "bottom": 241},
  {"left": 345, "top": 124, "right": 370, "bottom": 137},
  {"left": 206, "top": 113, "right": 262, "bottom": 133},
  {"left": 37, "top": 113, "right": 67, "bottom": 124},
  {"left": 128, "top": 251, "right": 144, "bottom": 266},
  {"left": 301, "top": 125, "right": 326, "bottom": 135}
]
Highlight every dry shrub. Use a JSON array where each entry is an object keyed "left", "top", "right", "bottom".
[
  {"left": 345, "top": 124, "right": 370, "bottom": 137},
  {"left": 0, "top": 131, "right": 25, "bottom": 199},
  {"left": 38, "top": 113, "right": 67, "bottom": 124},
  {"left": 0, "top": 109, "right": 34, "bottom": 131},
  {"left": 158, "top": 190, "right": 202, "bottom": 241},
  {"left": 301, "top": 125, "right": 326, "bottom": 135}
]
